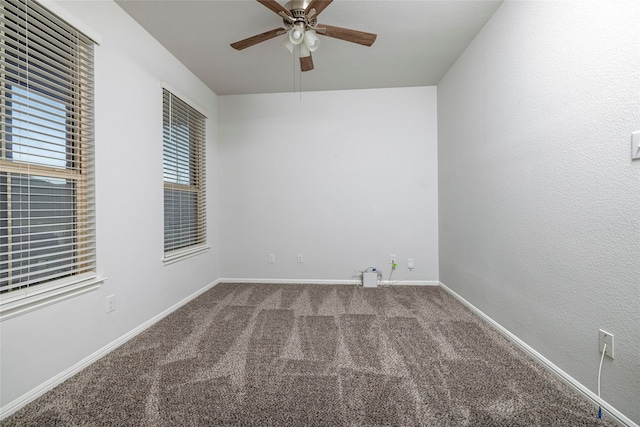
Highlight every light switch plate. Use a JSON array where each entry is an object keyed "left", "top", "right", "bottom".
[{"left": 632, "top": 131, "right": 640, "bottom": 160}]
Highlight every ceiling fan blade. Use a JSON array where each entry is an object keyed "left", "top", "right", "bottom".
[
  {"left": 257, "top": 0, "right": 292, "bottom": 17},
  {"left": 305, "top": 0, "right": 333, "bottom": 17},
  {"left": 230, "top": 28, "right": 285, "bottom": 50},
  {"left": 300, "top": 54, "right": 314, "bottom": 72},
  {"left": 317, "top": 24, "right": 377, "bottom": 47}
]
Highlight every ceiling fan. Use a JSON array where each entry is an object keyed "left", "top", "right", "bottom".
[{"left": 230, "top": 0, "right": 377, "bottom": 72}]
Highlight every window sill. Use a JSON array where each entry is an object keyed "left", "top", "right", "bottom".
[
  {"left": 162, "top": 244, "right": 210, "bottom": 266},
  {"left": 0, "top": 274, "right": 106, "bottom": 321}
]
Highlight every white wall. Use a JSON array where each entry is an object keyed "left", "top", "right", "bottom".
[
  {"left": 0, "top": 0, "right": 220, "bottom": 409},
  {"left": 218, "top": 87, "right": 438, "bottom": 283},
  {"left": 438, "top": 1, "right": 640, "bottom": 423}
]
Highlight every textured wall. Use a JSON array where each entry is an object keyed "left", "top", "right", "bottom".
[
  {"left": 218, "top": 87, "right": 438, "bottom": 283},
  {"left": 0, "top": 0, "right": 220, "bottom": 409},
  {"left": 438, "top": 1, "right": 640, "bottom": 423}
]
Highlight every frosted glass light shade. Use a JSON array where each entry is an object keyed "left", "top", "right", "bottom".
[
  {"left": 289, "top": 26, "right": 305, "bottom": 45},
  {"left": 282, "top": 37, "right": 294, "bottom": 54},
  {"left": 304, "top": 30, "right": 320, "bottom": 52},
  {"left": 299, "top": 43, "right": 311, "bottom": 58}
]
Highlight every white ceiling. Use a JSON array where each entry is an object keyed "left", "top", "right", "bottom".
[{"left": 115, "top": 0, "right": 503, "bottom": 96}]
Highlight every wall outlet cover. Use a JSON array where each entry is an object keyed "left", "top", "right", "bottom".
[
  {"left": 599, "top": 329, "right": 614, "bottom": 359},
  {"left": 106, "top": 294, "right": 116, "bottom": 314}
]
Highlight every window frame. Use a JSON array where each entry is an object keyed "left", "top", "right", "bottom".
[
  {"left": 0, "top": 0, "right": 104, "bottom": 320},
  {"left": 161, "top": 83, "right": 208, "bottom": 264}
]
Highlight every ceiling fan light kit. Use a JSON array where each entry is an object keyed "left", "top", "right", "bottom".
[
  {"left": 289, "top": 25, "right": 305, "bottom": 45},
  {"left": 282, "top": 37, "right": 295, "bottom": 54},
  {"left": 300, "top": 43, "right": 311, "bottom": 58},
  {"left": 304, "top": 30, "right": 320, "bottom": 52},
  {"left": 231, "top": 0, "right": 377, "bottom": 72}
]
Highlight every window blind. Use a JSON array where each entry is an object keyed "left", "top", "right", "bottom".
[
  {"left": 162, "top": 89, "right": 206, "bottom": 253},
  {"left": 1, "top": 0, "right": 96, "bottom": 293}
]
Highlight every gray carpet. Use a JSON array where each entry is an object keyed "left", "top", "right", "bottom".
[{"left": 3, "top": 283, "right": 614, "bottom": 426}]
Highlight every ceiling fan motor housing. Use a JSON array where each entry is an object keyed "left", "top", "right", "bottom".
[
  {"left": 283, "top": 0, "right": 317, "bottom": 28},
  {"left": 285, "top": 0, "right": 312, "bottom": 12}
]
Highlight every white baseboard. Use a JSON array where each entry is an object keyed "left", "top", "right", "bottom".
[
  {"left": 438, "top": 282, "right": 637, "bottom": 427},
  {"left": 217, "top": 278, "right": 440, "bottom": 287},
  {"left": 384, "top": 280, "right": 440, "bottom": 286},
  {"left": 0, "top": 279, "right": 221, "bottom": 421},
  {"left": 217, "top": 277, "right": 361, "bottom": 285}
]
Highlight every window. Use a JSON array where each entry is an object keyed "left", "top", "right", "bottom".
[
  {"left": 1, "top": 0, "right": 99, "bottom": 318},
  {"left": 162, "top": 88, "right": 207, "bottom": 262}
]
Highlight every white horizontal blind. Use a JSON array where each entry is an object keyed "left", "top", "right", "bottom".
[
  {"left": 162, "top": 89, "right": 206, "bottom": 253},
  {"left": 1, "top": 0, "right": 96, "bottom": 293}
]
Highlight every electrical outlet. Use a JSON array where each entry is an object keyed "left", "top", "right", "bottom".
[
  {"left": 599, "top": 329, "right": 614, "bottom": 359},
  {"left": 268, "top": 253, "right": 275, "bottom": 263},
  {"left": 408, "top": 258, "right": 415, "bottom": 269},
  {"left": 106, "top": 294, "right": 116, "bottom": 314},
  {"left": 297, "top": 253, "right": 303, "bottom": 263},
  {"left": 390, "top": 254, "right": 396, "bottom": 263}
]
